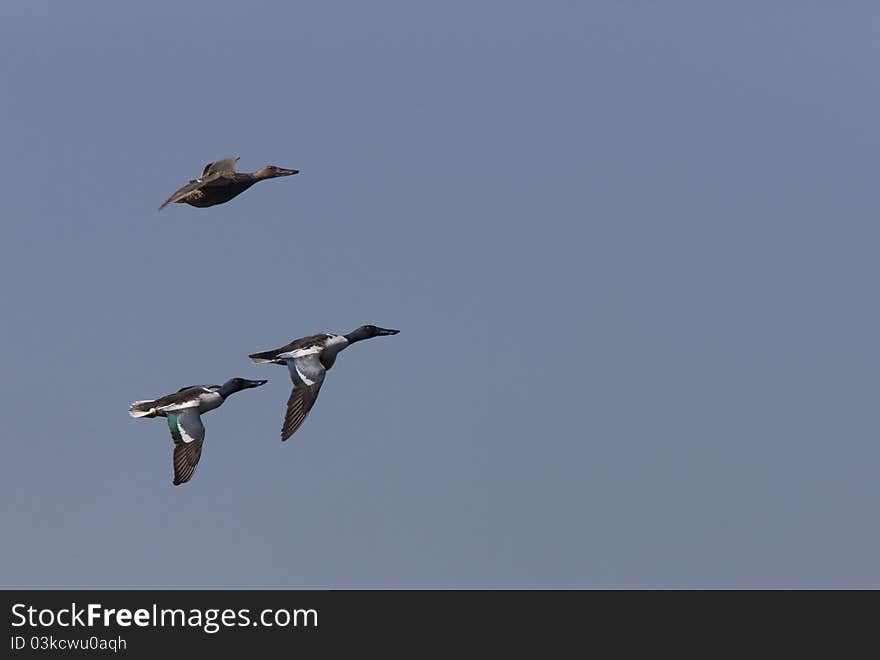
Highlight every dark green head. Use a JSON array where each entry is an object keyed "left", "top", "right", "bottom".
[
  {"left": 344, "top": 325, "right": 400, "bottom": 344},
  {"left": 219, "top": 377, "right": 268, "bottom": 398}
]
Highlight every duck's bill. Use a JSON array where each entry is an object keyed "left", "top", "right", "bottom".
[
  {"left": 375, "top": 327, "right": 400, "bottom": 336},
  {"left": 246, "top": 379, "right": 268, "bottom": 388},
  {"left": 278, "top": 168, "right": 299, "bottom": 176}
]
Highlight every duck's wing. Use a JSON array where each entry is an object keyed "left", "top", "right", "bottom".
[
  {"left": 130, "top": 386, "right": 204, "bottom": 418},
  {"left": 167, "top": 409, "right": 206, "bottom": 485},
  {"left": 281, "top": 352, "right": 326, "bottom": 441},
  {"left": 201, "top": 156, "right": 239, "bottom": 177},
  {"left": 158, "top": 178, "right": 212, "bottom": 209},
  {"left": 145, "top": 387, "right": 206, "bottom": 414},
  {"left": 159, "top": 160, "right": 238, "bottom": 210},
  {"left": 175, "top": 384, "right": 218, "bottom": 393},
  {"left": 248, "top": 334, "right": 332, "bottom": 364}
]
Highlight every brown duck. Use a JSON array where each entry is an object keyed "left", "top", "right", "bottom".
[{"left": 159, "top": 157, "right": 299, "bottom": 209}]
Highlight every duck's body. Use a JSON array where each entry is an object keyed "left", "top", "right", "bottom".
[
  {"left": 159, "top": 157, "right": 298, "bottom": 209},
  {"left": 128, "top": 378, "right": 266, "bottom": 485},
  {"left": 249, "top": 325, "right": 399, "bottom": 441}
]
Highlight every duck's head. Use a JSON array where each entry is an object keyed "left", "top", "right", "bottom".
[
  {"left": 220, "top": 377, "right": 268, "bottom": 397},
  {"left": 255, "top": 164, "right": 299, "bottom": 179},
  {"left": 344, "top": 325, "right": 400, "bottom": 343}
]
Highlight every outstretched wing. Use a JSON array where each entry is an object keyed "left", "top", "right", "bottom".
[
  {"left": 159, "top": 179, "right": 210, "bottom": 209},
  {"left": 166, "top": 409, "right": 206, "bottom": 485},
  {"left": 283, "top": 382, "right": 323, "bottom": 441},
  {"left": 248, "top": 334, "right": 332, "bottom": 365},
  {"left": 159, "top": 158, "right": 239, "bottom": 209},
  {"left": 150, "top": 389, "right": 203, "bottom": 414},
  {"left": 175, "top": 384, "right": 218, "bottom": 394},
  {"left": 201, "top": 156, "right": 239, "bottom": 177},
  {"left": 281, "top": 352, "right": 326, "bottom": 441}
]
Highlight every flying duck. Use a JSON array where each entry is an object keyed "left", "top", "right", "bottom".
[
  {"left": 128, "top": 378, "right": 267, "bottom": 485},
  {"left": 248, "top": 325, "right": 399, "bottom": 441},
  {"left": 159, "top": 157, "right": 299, "bottom": 209}
]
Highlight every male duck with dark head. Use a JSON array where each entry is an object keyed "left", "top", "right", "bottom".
[
  {"left": 159, "top": 156, "right": 299, "bottom": 209},
  {"left": 128, "top": 378, "right": 267, "bottom": 485},
  {"left": 249, "top": 325, "right": 400, "bottom": 441}
]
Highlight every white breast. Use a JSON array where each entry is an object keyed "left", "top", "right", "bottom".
[
  {"left": 320, "top": 335, "right": 349, "bottom": 367},
  {"left": 197, "top": 390, "right": 224, "bottom": 412}
]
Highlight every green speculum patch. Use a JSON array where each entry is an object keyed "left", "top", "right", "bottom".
[{"left": 167, "top": 413, "right": 181, "bottom": 442}]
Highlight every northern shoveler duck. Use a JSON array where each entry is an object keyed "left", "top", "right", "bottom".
[
  {"left": 159, "top": 157, "right": 299, "bottom": 209},
  {"left": 248, "top": 325, "right": 399, "bottom": 441},
  {"left": 128, "top": 378, "right": 267, "bottom": 485}
]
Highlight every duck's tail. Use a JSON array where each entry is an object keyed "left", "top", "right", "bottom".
[{"left": 128, "top": 399, "right": 158, "bottom": 418}]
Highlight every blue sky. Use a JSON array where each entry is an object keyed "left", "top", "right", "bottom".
[{"left": 1, "top": 2, "right": 878, "bottom": 587}]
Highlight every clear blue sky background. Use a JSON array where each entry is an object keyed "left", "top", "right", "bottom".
[{"left": 1, "top": 2, "right": 878, "bottom": 588}]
